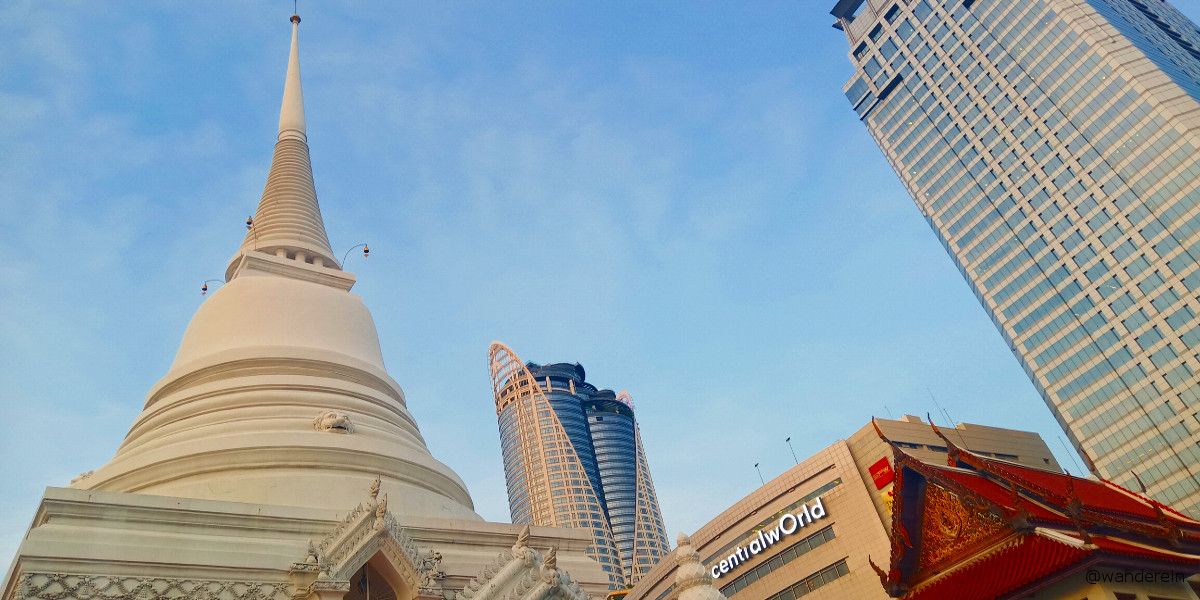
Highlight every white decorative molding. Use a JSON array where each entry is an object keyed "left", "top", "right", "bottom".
[
  {"left": 228, "top": 251, "right": 356, "bottom": 292},
  {"left": 414, "top": 548, "right": 446, "bottom": 595},
  {"left": 312, "top": 410, "right": 352, "bottom": 434},
  {"left": 301, "top": 482, "right": 426, "bottom": 598},
  {"left": 459, "top": 527, "right": 591, "bottom": 600},
  {"left": 12, "top": 573, "right": 290, "bottom": 600},
  {"left": 314, "top": 501, "right": 373, "bottom": 573}
]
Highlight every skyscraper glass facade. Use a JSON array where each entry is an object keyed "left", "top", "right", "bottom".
[
  {"left": 834, "top": 0, "right": 1200, "bottom": 514},
  {"left": 532, "top": 362, "right": 607, "bottom": 514},
  {"left": 489, "top": 343, "right": 671, "bottom": 588},
  {"left": 585, "top": 390, "right": 638, "bottom": 578}
]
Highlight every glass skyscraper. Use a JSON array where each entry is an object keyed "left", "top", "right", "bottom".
[
  {"left": 833, "top": 0, "right": 1200, "bottom": 514},
  {"left": 489, "top": 343, "right": 671, "bottom": 588},
  {"left": 584, "top": 389, "right": 637, "bottom": 576}
]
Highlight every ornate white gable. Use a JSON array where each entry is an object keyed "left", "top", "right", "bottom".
[
  {"left": 458, "top": 527, "right": 591, "bottom": 600},
  {"left": 289, "top": 479, "right": 440, "bottom": 600}
]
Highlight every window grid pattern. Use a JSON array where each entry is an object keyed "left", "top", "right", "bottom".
[
  {"left": 764, "top": 559, "right": 850, "bottom": 600},
  {"left": 718, "top": 526, "right": 837, "bottom": 598},
  {"left": 630, "top": 426, "right": 672, "bottom": 583},
  {"left": 702, "top": 478, "right": 844, "bottom": 565},
  {"left": 583, "top": 394, "right": 671, "bottom": 585},
  {"left": 490, "top": 344, "right": 625, "bottom": 588},
  {"left": 588, "top": 396, "right": 638, "bottom": 581},
  {"left": 840, "top": 0, "right": 1200, "bottom": 516}
]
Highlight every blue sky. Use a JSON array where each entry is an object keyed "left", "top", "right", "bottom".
[{"left": 4, "top": 1, "right": 1200, "bottom": 565}]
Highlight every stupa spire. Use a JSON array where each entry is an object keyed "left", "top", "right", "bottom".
[
  {"left": 73, "top": 12, "right": 478, "bottom": 520},
  {"left": 278, "top": 14, "right": 306, "bottom": 141},
  {"left": 226, "top": 11, "right": 339, "bottom": 280}
]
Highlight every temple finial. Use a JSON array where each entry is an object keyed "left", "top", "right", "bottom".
[
  {"left": 279, "top": 11, "right": 306, "bottom": 141},
  {"left": 225, "top": 10, "right": 339, "bottom": 279}
]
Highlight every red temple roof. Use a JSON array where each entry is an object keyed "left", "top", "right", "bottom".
[
  {"left": 956, "top": 450, "right": 1198, "bottom": 524},
  {"left": 869, "top": 418, "right": 1200, "bottom": 600},
  {"left": 903, "top": 531, "right": 1088, "bottom": 600}
]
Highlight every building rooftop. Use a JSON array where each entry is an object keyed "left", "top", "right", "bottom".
[{"left": 875, "top": 420, "right": 1200, "bottom": 599}]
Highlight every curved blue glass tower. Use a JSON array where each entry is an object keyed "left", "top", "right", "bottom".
[
  {"left": 527, "top": 362, "right": 607, "bottom": 513},
  {"left": 585, "top": 391, "right": 638, "bottom": 579},
  {"left": 490, "top": 343, "right": 670, "bottom": 588}
]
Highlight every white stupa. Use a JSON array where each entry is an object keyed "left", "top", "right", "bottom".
[
  {"left": 671, "top": 534, "right": 726, "bottom": 600},
  {"left": 2, "top": 14, "right": 606, "bottom": 600}
]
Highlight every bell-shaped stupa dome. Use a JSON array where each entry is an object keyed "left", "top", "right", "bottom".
[{"left": 74, "top": 14, "right": 479, "bottom": 520}]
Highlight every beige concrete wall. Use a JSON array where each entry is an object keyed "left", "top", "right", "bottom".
[
  {"left": 1, "top": 487, "right": 612, "bottom": 600},
  {"left": 628, "top": 417, "right": 1059, "bottom": 600},
  {"left": 628, "top": 441, "right": 891, "bottom": 600},
  {"left": 846, "top": 416, "right": 1062, "bottom": 525}
]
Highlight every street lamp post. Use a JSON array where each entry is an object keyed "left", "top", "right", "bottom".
[
  {"left": 342, "top": 243, "right": 370, "bottom": 266},
  {"left": 200, "top": 279, "right": 223, "bottom": 296}
]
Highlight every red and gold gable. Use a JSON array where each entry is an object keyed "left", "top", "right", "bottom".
[
  {"left": 916, "top": 481, "right": 1008, "bottom": 576},
  {"left": 871, "top": 417, "right": 1200, "bottom": 600}
]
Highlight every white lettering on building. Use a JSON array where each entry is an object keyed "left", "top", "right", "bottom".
[{"left": 708, "top": 497, "right": 828, "bottom": 580}]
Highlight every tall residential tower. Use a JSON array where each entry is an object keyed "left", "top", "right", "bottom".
[
  {"left": 489, "top": 343, "right": 671, "bottom": 589},
  {"left": 834, "top": 0, "right": 1200, "bottom": 515}
]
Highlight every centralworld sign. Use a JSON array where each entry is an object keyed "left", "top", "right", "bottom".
[{"left": 709, "top": 497, "right": 828, "bottom": 579}]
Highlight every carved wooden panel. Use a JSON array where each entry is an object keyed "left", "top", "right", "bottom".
[{"left": 916, "top": 482, "right": 1008, "bottom": 574}]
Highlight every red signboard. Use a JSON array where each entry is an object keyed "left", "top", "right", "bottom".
[{"left": 869, "top": 457, "right": 894, "bottom": 490}]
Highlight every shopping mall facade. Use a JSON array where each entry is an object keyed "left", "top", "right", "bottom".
[{"left": 627, "top": 416, "right": 1061, "bottom": 600}]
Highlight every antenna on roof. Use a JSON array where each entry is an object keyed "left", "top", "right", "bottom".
[
  {"left": 925, "top": 386, "right": 954, "bottom": 426},
  {"left": 1057, "top": 435, "right": 1087, "bottom": 475},
  {"left": 926, "top": 386, "right": 967, "bottom": 448}
]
